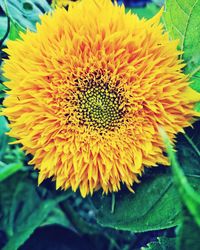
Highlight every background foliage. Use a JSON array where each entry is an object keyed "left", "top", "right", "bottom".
[{"left": 0, "top": 0, "right": 200, "bottom": 249}]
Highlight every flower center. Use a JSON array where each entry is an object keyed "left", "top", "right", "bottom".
[{"left": 76, "top": 82, "right": 126, "bottom": 131}]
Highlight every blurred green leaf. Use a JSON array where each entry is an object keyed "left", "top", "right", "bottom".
[
  {"left": 194, "top": 102, "right": 200, "bottom": 112},
  {"left": 152, "top": 0, "right": 164, "bottom": 7},
  {"left": 0, "top": 116, "right": 24, "bottom": 180},
  {"left": 0, "top": 116, "right": 9, "bottom": 160},
  {"left": 160, "top": 128, "right": 200, "bottom": 227},
  {"left": 0, "top": 0, "right": 51, "bottom": 32},
  {"left": 42, "top": 207, "right": 71, "bottom": 229},
  {"left": 175, "top": 123, "right": 200, "bottom": 177},
  {"left": 190, "top": 71, "right": 200, "bottom": 93},
  {"left": 127, "top": 3, "right": 160, "bottom": 19},
  {"left": 60, "top": 201, "right": 100, "bottom": 235},
  {"left": 0, "top": 162, "right": 23, "bottom": 182},
  {"left": 0, "top": 82, "right": 7, "bottom": 99},
  {"left": 0, "top": 16, "right": 8, "bottom": 39},
  {"left": 19, "top": 225, "right": 93, "bottom": 250},
  {"left": 164, "top": 0, "right": 200, "bottom": 110},
  {"left": 0, "top": 83, "right": 7, "bottom": 92},
  {"left": 173, "top": 124, "right": 200, "bottom": 249},
  {"left": 176, "top": 207, "right": 200, "bottom": 250},
  {"left": 0, "top": 172, "right": 71, "bottom": 250},
  {"left": 8, "top": 21, "right": 25, "bottom": 41},
  {"left": 142, "top": 236, "right": 175, "bottom": 250}
]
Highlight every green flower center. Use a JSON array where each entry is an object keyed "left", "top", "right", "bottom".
[{"left": 77, "top": 84, "right": 125, "bottom": 131}]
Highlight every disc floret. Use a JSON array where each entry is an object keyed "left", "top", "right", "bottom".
[{"left": 76, "top": 79, "right": 125, "bottom": 132}]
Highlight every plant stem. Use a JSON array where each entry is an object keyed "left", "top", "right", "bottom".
[{"left": 60, "top": 201, "right": 100, "bottom": 235}]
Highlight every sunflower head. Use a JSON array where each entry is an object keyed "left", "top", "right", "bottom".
[{"left": 3, "top": 0, "right": 196, "bottom": 197}]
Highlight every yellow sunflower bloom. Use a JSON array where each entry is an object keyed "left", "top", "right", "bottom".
[{"left": 2, "top": 0, "right": 197, "bottom": 197}]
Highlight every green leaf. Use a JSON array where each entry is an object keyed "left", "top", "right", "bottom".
[
  {"left": 127, "top": 3, "right": 160, "bottom": 19},
  {"left": 164, "top": 0, "right": 200, "bottom": 93},
  {"left": 0, "top": 116, "right": 9, "bottom": 161},
  {"left": 8, "top": 21, "right": 25, "bottom": 41},
  {"left": 60, "top": 201, "right": 100, "bottom": 235},
  {"left": 190, "top": 71, "right": 200, "bottom": 93},
  {"left": 176, "top": 125, "right": 200, "bottom": 177},
  {"left": 42, "top": 207, "right": 71, "bottom": 229},
  {"left": 0, "top": 81, "right": 8, "bottom": 99},
  {"left": 3, "top": 196, "right": 69, "bottom": 250},
  {"left": 152, "top": 0, "right": 164, "bottom": 7},
  {"left": 161, "top": 126, "right": 200, "bottom": 250},
  {"left": 142, "top": 236, "right": 176, "bottom": 250},
  {"left": 160, "top": 128, "right": 200, "bottom": 227},
  {"left": 0, "top": 0, "right": 51, "bottom": 32},
  {"left": 0, "top": 83, "right": 7, "bottom": 92},
  {"left": 0, "top": 162, "right": 23, "bottom": 182},
  {"left": 0, "top": 116, "right": 23, "bottom": 181},
  {"left": 92, "top": 170, "right": 182, "bottom": 232},
  {"left": 0, "top": 172, "right": 71, "bottom": 250},
  {"left": 176, "top": 207, "right": 200, "bottom": 250},
  {"left": 22, "top": 2, "right": 33, "bottom": 11},
  {"left": 0, "top": 16, "right": 8, "bottom": 39},
  {"left": 194, "top": 102, "right": 200, "bottom": 112}
]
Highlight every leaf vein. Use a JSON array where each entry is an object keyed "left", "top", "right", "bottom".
[
  {"left": 172, "top": 23, "right": 183, "bottom": 38},
  {"left": 181, "top": 0, "right": 199, "bottom": 52},
  {"left": 175, "top": 0, "right": 189, "bottom": 16}
]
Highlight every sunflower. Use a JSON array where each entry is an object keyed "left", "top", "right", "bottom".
[{"left": 2, "top": 0, "right": 197, "bottom": 197}]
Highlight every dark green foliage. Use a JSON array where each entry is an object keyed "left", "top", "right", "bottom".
[
  {"left": 176, "top": 208, "right": 200, "bottom": 250},
  {"left": 19, "top": 226, "right": 93, "bottom": 250},
  {"left": 143, "top": 237, "right": 176, "bottom": 250},
  {"left": 0, "top": 172, "right": 72, "bottom": 250},
  {"left": 92, "top": 171, "right": 182, "bottom": 232}
]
